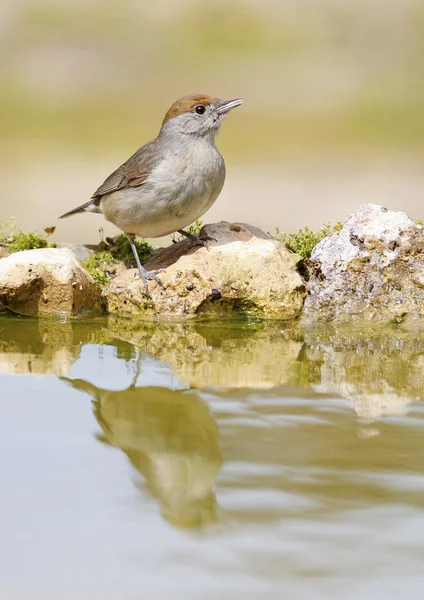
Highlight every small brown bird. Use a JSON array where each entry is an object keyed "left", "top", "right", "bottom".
[{"left": 59, "top": 93, "right": 243, "bottom": 288}]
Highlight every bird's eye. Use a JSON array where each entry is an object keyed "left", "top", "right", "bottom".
[{"left": 195, "top": 105, "right": 206, "bottom": 115}]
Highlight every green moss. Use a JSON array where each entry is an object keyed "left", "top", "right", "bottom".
[
  {"left": 83, "top": 234, "right": 153, "bottom": 285},
  {"left": 0, "top": 220, "right": 56, "bottom": 253},
  {"left": 186, "top": 220, "right": 203, "bottom": 236},
  {"left": 274, "top": 222, "right": 342, "bottom": 259},
  {"left": 109, "top": 234, "right": 153, "bottom": 264},
  {"left": 83, "top": 251, "right": 116, "bottom": 285},
  {"left": 9, "top": 231, "right": 55, "bottom": 252},
  {"left": 414, "top": 218, "right": 423, "bottom": 226}
]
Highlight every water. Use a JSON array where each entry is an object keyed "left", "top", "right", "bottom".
[{"left": 1, "top": 314, "right": 424, "bottom": 599}]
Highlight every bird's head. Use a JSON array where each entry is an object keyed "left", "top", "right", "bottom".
[{"left": 159, "top": 93, "right": 243, "bottom": 139}]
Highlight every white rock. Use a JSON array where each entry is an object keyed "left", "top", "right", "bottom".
[
  {"left": 303, "top": 204, "right": 424, "bottom": 323},
  {"left": 0, "top": 248, "right": 101, "bottom": 317}
]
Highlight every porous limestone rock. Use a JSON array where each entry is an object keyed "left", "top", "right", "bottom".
[
  {"left": 303, "top": 204, "right": 424, "bottom": 323},
  {"left": 104, "top": 222, "right": 306, "bottom": 320},
  {"left": 0, "top": 248, "right": 101, "bottom": 317}
]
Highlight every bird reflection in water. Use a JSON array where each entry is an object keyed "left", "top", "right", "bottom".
[{"left": 61, "top": 372, "right": 222, "bottom": 530}]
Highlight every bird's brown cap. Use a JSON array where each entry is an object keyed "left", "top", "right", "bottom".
[{"left": 162, "top": 94, "right": 213, "bottom": 126}]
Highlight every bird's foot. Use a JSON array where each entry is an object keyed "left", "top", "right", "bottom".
[
  {"left": 189, "top": 234, "right": 217, "bottom": 247},
  {"left": 134, "top": 268, "right": 165, "bottom": 291},
  {"left": 178, "top": 230, "right": 217, "bottom": 248}
]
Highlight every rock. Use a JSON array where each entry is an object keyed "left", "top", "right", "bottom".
[
  {"left": 104, "top": 222, "right": 306, "bottom": 320},
  {"left": 0, "top": 248, "right": 101, "bottom": 318},
  {"left": 56, "top": 243, "right": 92, "bottom": 263},
  {"left": 303, "top": 204, "right": 424, "bottom": 323}
]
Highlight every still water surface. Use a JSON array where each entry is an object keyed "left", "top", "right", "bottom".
[{"left": 1, "top": 315, "right": 424, "bottom": 599}]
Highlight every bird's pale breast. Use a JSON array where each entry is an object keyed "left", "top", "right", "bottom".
[{"left": 101, "top": 142, "right": 226, "bottom": 238}]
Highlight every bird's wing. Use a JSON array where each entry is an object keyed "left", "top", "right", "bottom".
[{"left": 91, "top": 139, "right": 160, "bottom": 199}]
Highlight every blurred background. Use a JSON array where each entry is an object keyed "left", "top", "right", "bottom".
[{"left": 1, "top": 0, "right": 423, "bottom": 244}]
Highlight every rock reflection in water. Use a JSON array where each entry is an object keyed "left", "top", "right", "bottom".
[
  {"left": 106, "top": 319, "right": 424, "bottom": 418},
  {"left": 0, "top": 317, "right": 95, "bottom": 375},
  {"left": 211, "top": 390, "right": 424, "bottom": 557},
  {"left": 2, "top": 313, "right": 424, "bottom": 420},
  {"left": 106, "top": 318, "right": 305, "bottom": 390},
  {"left": 303, "top": 325, "right": 424, "bottom": 419},
  {"left": 61, "top": 376, "right": 222, "bottom": 529}
]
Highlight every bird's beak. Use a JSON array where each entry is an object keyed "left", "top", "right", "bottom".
[{"left": 216, "top": 98, "right": 244, "bottom": 115}]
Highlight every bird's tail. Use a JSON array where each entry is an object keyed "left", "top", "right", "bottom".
[{"left": 59, "top": 201, "right": 100, "bottom": 219}]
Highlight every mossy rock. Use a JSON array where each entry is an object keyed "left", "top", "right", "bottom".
[{"left": 104, "top": 222, "right": 306, "bottom": 320}]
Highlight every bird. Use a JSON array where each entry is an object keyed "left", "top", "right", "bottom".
[{"left": 59, "top": 93, "right": 243, "bottom": 289}]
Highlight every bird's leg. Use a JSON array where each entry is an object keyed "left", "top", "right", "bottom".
[
  {"left": 178, "top": 229, "right": 216, "bottom": 247},
  {"left": 125, "top": 233, "right": 164, "bottom": 290}
]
